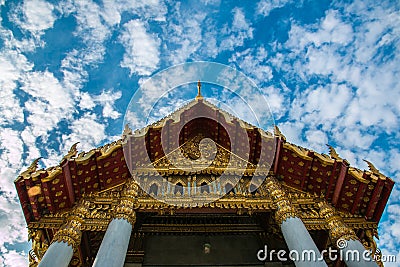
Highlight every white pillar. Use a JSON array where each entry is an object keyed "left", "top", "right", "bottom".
[
  {"left": 340, "top": 239, "right": 378, "bottom": 267},
  {"left": 166, "top": 180, "right": 171, "bottom": 195},
  {"left": 37, "top": 200, "right": 90, "bottom": 267},
  {"left": 281, "top": 217, "right": 327, "bottom": 267},
  {"left": 263, "top": 177, "right": 327, "bottom": 267},
  {"left": 92, "top": 218, "right": 132, "bottom": 267},
  {"left": 38, "top": 241, "right": 73, "bottom": 267},
  {"left": 318, "top": 201, "right": 378, "bottom": 267},
  {"left": 92, "top": 180, "right": 138, "bottom": 267}
]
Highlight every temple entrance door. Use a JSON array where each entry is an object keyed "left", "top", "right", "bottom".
[{"left": 141, "top": 233, "right": 265, "bottom": 266}]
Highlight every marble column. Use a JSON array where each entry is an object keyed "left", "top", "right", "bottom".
[
  {"left": 264, "top": 177, "right": 327, "bottom": 267},
  {"left": 193, "top": 178, "right": 197, "bottom": 195},
  {"left": 166, "top": 178, "right": 171, "bottom": 195},
  {"left": 92, "top": 180, "right": 138, "bottom": 267},
  {"left": 319, "top": 202, "right": 378, "bottom": 267},
  {"left": 212, "top": 177, "right": 217, "bottom": 194},
  {"left": 38, "top": 200, "right": 90, "bottom": 267}
]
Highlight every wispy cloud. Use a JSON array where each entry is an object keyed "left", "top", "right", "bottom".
[
  {"left": 256, "top": 0, "right": 293, "bottom": 17},
  {"left": 119, "top": 20, "right": 161, "bottom": 76},
  {"left": 0, "top": 51, "right": 32, "bottom": 125},
  {"left": 219, "top": 8, "right": 254, "bottom": 52}
]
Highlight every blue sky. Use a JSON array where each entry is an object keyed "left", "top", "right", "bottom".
[{"left": 0, "top": 0, "right": 399, "bottom": 266}]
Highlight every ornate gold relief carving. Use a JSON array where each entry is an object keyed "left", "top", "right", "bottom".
[
  {"left": 114, "top": 180, "right": 138, "bottom": 225},
  {"left": 318, "top": 201, "right": 358, "bottom": 244},
  {"left": 28, "top": 229, "right": 48, "bottom": 265},
  {"left": 51, "top": 200, "right": 90, "bottom": 250},
  {"left": 264, "top": 177, "right": 298, "bottom": 225}
]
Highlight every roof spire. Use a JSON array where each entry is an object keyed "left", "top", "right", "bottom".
[{"left": 196, "top": 80, "right": 203, "bottom": 100}]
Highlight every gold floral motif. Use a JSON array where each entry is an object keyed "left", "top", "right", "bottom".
[
  {"left": 51, "top": 200, "right": 90, "bottom": 250},
  {"left": 264, "top": 177, "right": 298, "bottom": 225},
  {"left": 52, "top": 220, "right": 82, "bottom": 249},
  {"left": 318, "top": 201, "right": 358, "bottom": 244},
  {"left": 114, "top": 180, "right": 138, "bottom": 225}
]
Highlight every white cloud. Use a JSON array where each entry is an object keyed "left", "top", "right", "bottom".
[
  {"left": 286, "top": 10, "right": 353, "bottom": 51},
  {"left": 21, "top": 71, "right": 74, "bottom": 137},
  {"left": 100, "top": 0, "right": 167, "bottom": 26},
  {"left": 62, "top": 113, "right": 107, "bottom": 152},
  {"left": 0, "top": 249, "right": 28, "bottom": 267},
  {"left": 219, "top": 8, "right": 254, "bottom": 52},
  {"left": 0, "top": 129, "right": 24, "bottom": 195},
  {"left": 58, "top": 0, "right": 112, "bottom": 94},
  {"left": 0, "top": 1, "right": 165, "bottom": 265},
  {"left": 164, "top": 9, "right": 206, "bottom": 64},
  {"left": 78, "top": 92, "right": 96, "bottom": 110},
  {"left": 8, "top": 0, "right": 56, "bottom": 44},
  {"left": 0, "top": 51, "right": 32, "bottom": 126},
  {"left": 256, "top": 0, "right": 293, "bottom": 17},
  {"left": 230, "top": 47, "right": 273, "bottom": 83},
  {"left": 388, "top": 149, "right": 400, "bottom": 179},
  {"left": 289, "top": 83, "right": 353, "bottom": 128},
  {"left": 378, "top": 201, "right": 400, "bottom": 266},
  {"left": 305, "top": 129, "right": 328, "bottom": 152},
  {"left": 119, "top": 19, "right": 160, "bottom": 76},
  {"left": 94, "top": 90, "right": 122, "bottom": 119},
  {"left": 273, "top": 1, "right": 400, "bottom": 152},
  {"left": 21, "top": 0, "right": 56, "bottom": 33}
]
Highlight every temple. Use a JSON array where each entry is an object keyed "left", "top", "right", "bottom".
[{"left": 15, "top": 84, "right": 394, "bottom": 267}]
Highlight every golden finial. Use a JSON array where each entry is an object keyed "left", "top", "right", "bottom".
[
  {"left": 20, "top": 157, "right": 42, "bottom": 179},
  {"left": 61, "top": 142, "right": 79, "bottom": 162},
  {"left": 326, "top": 144, "right": 340, "bottom": 160},
  {"left": 122, "top": 124, "right": 132, "bottom": 137},
  {"left": 196, "top": 80, "right": 203, "bottom": 100},
  {"left": 273, "top": 125, "right": 286, "bottom": 141},
  {"left": 363, "top": 159, "right": 380, "bottom": 175}
]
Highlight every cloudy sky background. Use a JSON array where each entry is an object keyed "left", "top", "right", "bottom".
[{"left": 0, "top": 0, "right": 399, "bottom": 266}]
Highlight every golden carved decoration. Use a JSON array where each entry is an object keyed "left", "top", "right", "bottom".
[
  {"left": 98, "top": 140, "right": 122, "bottom": 160},
  {"left": 273, "top": 125, "right": 286, "bottom": 141},
  {"left": 114, "top": 180, "right": 138, "bottom": 225},
  {"left": 264, "top": 177, "right": 298, "bottom": 225},
  {"left": 19, "top": 157, "right": 42, "bottom": 180},
  {"left": 363, "top": 159, "right": 380, "bottom": 175},
  {"left": 122, "top": 124, "right": 132, "bottom": 139},
  {"left": 318, "top": 201, "right": 358, "bottom": 244},
  {"left": 75, "top": 149, "right": 96, "bottom": 165},
  {"left": 283, "top": 143, "right": 313, "bottom": 161},
  {"left": 27, "top": 185, "right": 42, "bottom": 197},
  {"left": 326, "top": 144, "right": 341, "bottom": 160},
  {"left": 195, "top": 80, "right": 203, "bottom": 100},
  {"left": 28, "top": 229, "right": 48, "bottom": 262},
  {"left": 146, "top": 134, "right": 261, "bottom": 175},
  {"left": 61, "top": 142, "right": 79, "bottom": 162},
  {"left": 51, "top": 200, "right": 90, "bottom": 250},
  {"left": 363, "top": 229, "right": 384, "bottom": 267}
]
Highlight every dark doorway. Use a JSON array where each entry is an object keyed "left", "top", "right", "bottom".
[{"left": 142, "top": 233, "right": 264, "bottom": 266}]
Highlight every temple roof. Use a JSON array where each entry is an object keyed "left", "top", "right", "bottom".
[{"left": 15, "top": 96, "right": 394, "bottom": 225}]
